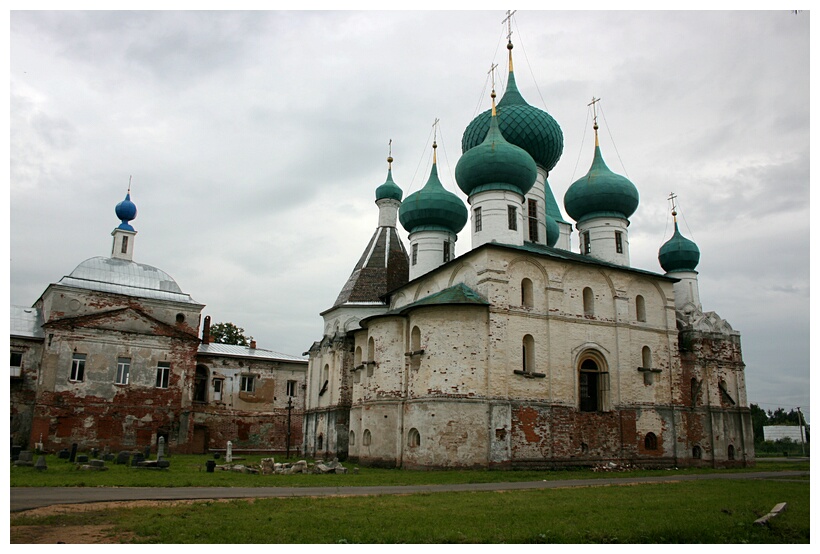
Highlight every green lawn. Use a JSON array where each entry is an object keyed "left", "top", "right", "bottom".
[
  {"left": 10, "top": 478, "right": 809, "bottom": 543},
  {"left": 10, "top": 454, "right": 809, "bottom": 488}
]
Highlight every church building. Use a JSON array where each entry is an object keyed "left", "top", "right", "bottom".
[{"left": 303, "top": 37, "right": 753, "bottom": 469}]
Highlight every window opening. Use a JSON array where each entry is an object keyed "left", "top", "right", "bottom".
[
  {"left": 194, "top": 366, "right": 208, "bottom": 402},
  {"left": 636, "top": 295, "right": 646, "bottom": 322},
  {"left": 411, "top": 243, "right": 418, "bottom": 266},
  {"left": 121, "top": 235, "right": 129, "bottom": 254},
  {"left": 349, "top": 431, "right": 355, "bottom": 447},
  {"left": 474, "top": 207, "right": 482, "bottom": 232},
  {"left": 286, "top": 380, "right": 297, "bottom": 396},
  {"left": 615, "top": 231, "right": 623, "bottom": 254},
  {"left": 642, "top": 346, "right": 652, "bottom": 370},
  {"left": 70, "top": 353, "right": 86, "bottom": 382},
  {"left": 408, "top": 428, "right": 421, "bottom": 448},
  {"left": 443, "top": 240, "right": 451, "bottom": 263},
  {"left": 645, "top": 432, "right": 658, "bottom": 450},
  {"left": 728, "top": 445, "right": 735, "bottom": 460},
  {"left": 582, "top": 231, "right": 591, "bottom": 254},
  {"left": 155, "top": 361, "right": 170, "bottom": 388},
  {"left": 692, "top": 445, "right": 702, "bottom": 459},
  {"left": 521, "top": 278, "right": 533, "bottom": 308},
  {"left": 522, "top": 335, "right": 535, "bottom": 373},
  {"left": 508, "top": 205, "right": 517, "bottom": 231},
  {"left": 579, "top": 357, "right": 608, "bottom": 412},
  {"left": 363, "top": 429, "right": 372, "bottom": 446},
  {"left": 11, "top": 351, "right": 23, "bottom": 367},
  {"left": 527, "top": 199, "right": 538, "bottom": 242},
  {"left": 240, "top": 375, "right": 255, "bottom": 393},
  {"left": 317, "top": 434, "right": 323, "bottom": 451},
  {"left": 583, "top": 287, "right": 594, "bottom": 316},
  {"left": 115, "top": 357, "right": 130, "bottom": 385}
]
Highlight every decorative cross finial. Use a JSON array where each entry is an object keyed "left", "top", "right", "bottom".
[
  {"left": 387, "top": 139, "right": 393, "bottom": 168},
  {"left": 128, "top": 175, "right": 132, "bottom": 194},
  {"left": 432, "top": 119, "right": 440, "bottom": 163},
  {"left": 502, "top": 10, "right": 517, "bottom": 43},
  {"left": 668, "top": 192, "right": 678, "bottom": 219},
  {"left": 588, "top": 96, "right": 601, "bottom": 129}
]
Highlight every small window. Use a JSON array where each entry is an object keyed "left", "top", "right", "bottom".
[
  {"left": 408, "top": 428, "right": 421, "bottom": 448},
  {"left": 636, "top": 295, "right": 646, "bottom": 322},
  {"left": 121, "top": 235, "right": 129, "bottom": 254},
  {"left": 583, "top": 287, "right": 594, "bottom": 316},
  {"left": 522, "top": 335, "right": 535, "bottom": 373},
  {"left": 286, "top": 380, "right": 297, "bottom": 396},
  {"left": 155, "top": 362, "right": 170, "bottom": 388},
  {"left": 213, "top": 378, "right": 223, "bottom": 402},
  {"left": 443, "top": 240, "right": 451, "bottom": 263},
  {"left": 474, "top": 207, "right": 482, "bottom": 232},
  {"left": 508, "top": 205, "right": 517, "bottom": 231},
  {"left": 411, "top": 243, "right": 418, "bottom": 266},
  {"left": 11, "top": 351, "right": 23, "bottom": 367},
  {"left": 645, "top": 432, "right": 658, "bottom": 450},
  {"left": 692, "top": 445, "right": 702, "bottom": 459},
  {"left": 582, "top": 231, "right": 591, "bottom": 254},
  {"left": 349, "top": 431, "right": 355, "bottom": 447},
  {"left": 194, "top": 366, "right": 208, "bottom": 402},
  {"left": 317, "top": 434, "right": 323, "bottom": 451},
  {"left": 115, "top": 357, "right": 130, "bottom": 385},
  {"left": 641, "top": 346, "right": 652, "bottom": 370},
  {"left": 240, "top": 375, "right": 255, "bottom": 393},
  {"left": 527, "top": 199, "right": 538, "bottom": 242},
  {"left": 615, "top": 231, "right": 623, "bottom": 254},
  {"left": 728, "top": 445, "right": 735, "bottom": 460},
  {"left": 363, "top": 429, "right": 372, "bottom": 446},
  {"left": 521, "top": 278, "right": 533, "bottom": 308},
  {"left": 579, "top": 357, "right": 608, "bottom": 412},
  {"left": 70, "top": 353, "right": 86, "bottom": 382}
]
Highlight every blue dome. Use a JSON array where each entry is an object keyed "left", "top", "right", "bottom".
[{"left": 115, "top": 192, "right": 137, "bottom": 231}]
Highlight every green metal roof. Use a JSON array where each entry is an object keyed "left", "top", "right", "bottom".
[
  {"left": 545, "top": 214, "right": 560, "bottom": 247},
  {"left": 455, "top": 113, "right": 537, "bottom": 198},
  {"left": 544, "top": 178, "right": 568, "bottom": 224},
  {"left": 375, "top": 168, "right": 403, "bottom": 202},
  {"left": 399, "top": 160, "right": 467, "bottom": 235},
  {"left": 461, "top": 69, "right": 563, "bottom": 172},
  {"left": 658, "top": 221, "right": 700, "bottom": 272},
  {"left": 563, "top": 144, "right": 639, "bottom": 223}
]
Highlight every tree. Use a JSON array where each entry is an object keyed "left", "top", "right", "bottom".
[
  {"left": 208, "top": 322, "right": 251, "bottom": 346},
  {"left": 750, "top": 403, "right": 768, "bottom": 443}
]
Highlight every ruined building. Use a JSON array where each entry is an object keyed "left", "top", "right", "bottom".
[
  {"left": 303, "top": 38, "right": 753, "bottom": 469},
  {"left": 10, "top": 192, "right": 307, "bottom": 454}
]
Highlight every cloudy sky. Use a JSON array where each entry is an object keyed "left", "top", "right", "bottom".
[{"left": 8, "top": 10, "right": 811, "bottom": 422}]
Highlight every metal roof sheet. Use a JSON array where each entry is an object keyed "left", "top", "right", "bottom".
[
  {"left": 10, "top": 305, "right": 44, "bottom": 339},
  {"left": 57, "top": 256, "right": 199, "bottom": 304},
  {"left": 197, "top": 343, "right": 307, "bottom": 363}
]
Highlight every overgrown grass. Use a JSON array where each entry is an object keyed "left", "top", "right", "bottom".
[
  {"left": 10, "top": 479, "right": 809, "bottom": 543},
  {"left": 10, "top": 454, "right": 809, "bottom": 488}
]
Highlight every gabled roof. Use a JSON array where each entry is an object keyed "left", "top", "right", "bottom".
[
  {"left": 332, "top": 226, "right": 408, "bottom": 308},
  {"left": 42, "top": 306, "right": 199, "bottom": 340},
  {"left": 198, "top": 343, "right": 307, "bottom": 363},
  {"left": 362, "top": 283, "right": 489, "bottom": 326}
]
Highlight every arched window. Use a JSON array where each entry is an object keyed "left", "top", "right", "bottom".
[
  {"left": 728, "top": 444, "right": 735, "bottom": 460},
  {"left": 194, "top": 365, "right": 209, "bottom": 403},
  {"left": 644, "top": 432, "right": 658, "bottom": 450},
  {"left": 409, "top": 326, "right": 422, "bottom": 371},
  {"left": 367, "top": 337, "right": 376, "bottom": 377},
  {"left": 317, "top": 434, "right": 323, "bottom": 451},
  {"left": 349, "top": 431, "right": 355, "bottom": 447},
  {"left": 522, "top": 335, "right": 535, "bottom": 373},
  {"left": 642, "top": 346, "right": 652, "bottom": 370},
  {"left": 636, "top": 295, "right": 646, "bottom": 322},
  {"left": 583, "top": 287, "right": 594, "bottom": 316},
  {"left": 692, "top": 445, "right": 702, "bottom": 459},
  {"left": 407, "top": 428, "right": 420, "bottom": 448},
  {"left": 354, "top": 346, "right": 362, "bottom": 367},
  {"left": 363, "top": 429, "right": 372, "bottom": 446},
  {"left": 579, "top": 355, "right": 609, "bottom": 412},
  {"left": 521, "top": 278, "right": 533, "bottom": 308}
]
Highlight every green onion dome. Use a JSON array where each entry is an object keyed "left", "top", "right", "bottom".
[
  {"left": 399, "top": 146, "right": 467, "bottom": 235},
  {"left": 545, "top": 214, "right": 560, "bottom": 247},
  {"left": 455, "top": 104, "right": 537, "bottom": 198},
  {"left": 563, "top": 141, "right": 639, "bottom": 224},
  {"left": 375, "top": 157, "right": 403, "bottom": 202},
  {"left": 658, "top": 220, "right": 700, "bottom": 272},
  {"left": 461, "top": 43, "right": 563, "bottom": 173}
]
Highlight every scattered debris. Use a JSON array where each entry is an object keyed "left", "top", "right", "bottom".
[{"left": 754, "top": 502, "right": 788, "bottom": 526}]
